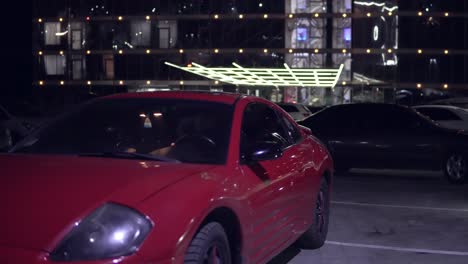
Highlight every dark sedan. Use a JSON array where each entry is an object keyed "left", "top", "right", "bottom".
[{"left": 299, "top": 103, "right": 468, "bottom": 184}]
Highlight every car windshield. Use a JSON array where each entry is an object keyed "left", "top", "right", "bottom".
[
  {"left": 13, "top": 98, "right": 233, "bottom": 165},
  {"left": 278, "top": 104, "right": 299, "bottom": 112}
]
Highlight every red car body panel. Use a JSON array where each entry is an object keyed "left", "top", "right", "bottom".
[{"left": 0, "top": 92, "right": 333, "bottom": 264}]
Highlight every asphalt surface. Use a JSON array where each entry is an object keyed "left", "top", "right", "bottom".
[{"left": 269, "top": 169, "right": 468, "bottom": 264}]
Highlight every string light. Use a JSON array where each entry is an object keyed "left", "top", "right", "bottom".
[
  {"left": 86, "top": 50, "right": 91, "bottom": 55},
  {"left": 418, "top": 11, "right": 423, "bottom": 16},
  {"left": 119, "top": 80, "right": 124, "bottom": 85},
  {"left": 146, "top": 15, "right": 150, "bottom": 20},
  {"left": 59, "top": 50, "right": 64, "bottom": 55},
  {"left": 366, "top": 49, "right": 371, "bottom": 53},
  {"left": 289, "top": 49, "right": 293, "bottom": 53},
  {"left": 215, "top": 80, "right": 219, "bottom": 85},
  {"left": 118, "top": 16, "right": 123, "bottom": 21},
  {"left": 146, "top": 80, "right": 151, "bottom": 85},
  {"left": 263, "top": 14, "right": 268, "bottom": 19},
  {"left": 263, "top": 49, "right": 268, "bottom": 53},
  {"left": 214, "top": 49, "right": 219, "bottom": 53},
  {"left": 239, "top": 49, "right": 244, "bottom": 53},
  {"left": 146, "top": 49, "right": 151, "bottom": 54},
  {"left": 288, "top": 14, "right": 293, "bottom": 18},
  {"left": 179, "top": 49, "right": 184, "bottom": 54},
  {"left": 417, "top": 83, "right": 422, "bottom": 89},
  {"left": 342, "top": 81, "right": 347, "bottom": 85},
  {"left": 39, "top": 81, "right": 44, "bottom": 86},
  {"left": 118, "top": 50, "right": 123, "bottom": 54},
  {"left": 239, "top": 14, "right": 244, "bottom": 19},
  {"left": 60, "top": 81, "right": 64, "bottom": 85},
  {"left": 444, "top": 12, "right": 449, "bottom": 17},
  {"left": 342, "top": 49, "right": 347, "bottom": 53},
  {"left": 180, "top": 81, "right": 184, "bottom": 85},
  {"left": 342, "top": 13, "right": 347, "bottom": 18},
  {"left": 213, "top": 14, "right": 219, "bottom": 19},
  {"left": 387, "top": 48, "right": 392, "bottom": 53},
  {"left": 314, "top": 13, "right": 319, "bottom": 18},
  {"left": 388, "top": 11, "right": 393, "bottom": 16},
  {"left": 38, "top": 51, "right": 43, "bottom": 55},
  {"left": 59, "top": 17, "right": 63, "bottom": 22},
  {"left": 87, "top": 81, "right": 92, "bottom": 85},
  {"left": 444, "top": 50, "right": 449, "bottom": 54},
  {"left": 417, "top": 49, "right": 423, "bottom": 54},
  {"left": 367, "top": 13, "right": 371, "bottom": 17},
  {"left": 443, "top": 84, "right": 448, "bottom": 89},
  {"left": 314, "top": 48, "right": 319, "bottom": 53},
  {"left": 38, "top": 18, "right": 42, "bottom": 23},
  {"left": 86, "top": 16, "right": 90, "bottom": 21}
]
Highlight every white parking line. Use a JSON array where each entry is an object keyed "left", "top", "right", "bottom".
[
  {"left": 332, "top": 201, "right": 468, "bottom": 213},
  {"left": 325, "top": 241, "right": 468, "bottom": 256}
]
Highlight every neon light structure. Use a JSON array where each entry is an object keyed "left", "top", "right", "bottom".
[{"left": 165, "top": 62, "right": 344, "bottom": 88}]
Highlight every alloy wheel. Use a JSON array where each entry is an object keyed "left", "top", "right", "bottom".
[{"left": 446, "top": 154, "right": 467, "bottom": 181}]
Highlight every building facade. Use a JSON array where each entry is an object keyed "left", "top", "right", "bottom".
[{"left": 32, "top": 0, "right": 468, "bottom": 112}]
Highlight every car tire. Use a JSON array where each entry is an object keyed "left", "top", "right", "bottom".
[
  {"left": 444, "top": 153, "right": 467, "bottom": 184},
  {"left": 184, "top": 222, "right": 232, "bottom": 264},
  {"left": 296, "top": 177, "right": 330, "bottom": 249}
]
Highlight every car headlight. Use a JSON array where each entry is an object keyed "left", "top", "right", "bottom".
[{"left": 50, "top": 203, "right": 153, "bottom": 262}]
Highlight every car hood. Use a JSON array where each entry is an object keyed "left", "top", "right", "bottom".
[{"left": 0, "top": 154, "right": 214, "bottom": 252}]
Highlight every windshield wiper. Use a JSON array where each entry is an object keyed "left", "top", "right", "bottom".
[{"left": 78, "top": 151, "right": 180, "bottom": 163}]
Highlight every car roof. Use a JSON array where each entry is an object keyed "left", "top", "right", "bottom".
[
  {"left": 413, "top": 105, "right": 467, "bottom": 111},
  {"left": 324, "top": 103, "right": 409, "bottom": 110},
  {"left": 103, "top": 91, "right": 244, "bottom": 105},
  {"left": 277, "top": 102, "right": 303, "bottom": 106}
]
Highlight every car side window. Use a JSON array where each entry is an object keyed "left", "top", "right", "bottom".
[
  {"left": 240, "top": 103, "right": 290, "bottom": 158},
  {"left": 278, "top": 112, "right": 302, "bottom": 144},
  {"left": 416, "top": 108, "right": 462, "bottom": 121},
  {"left": 374, "top": 107, "right": 423, "bottom": 131}
]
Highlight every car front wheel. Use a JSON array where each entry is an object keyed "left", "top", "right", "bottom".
[
  {"left": 184, "top": 222, "right": 232, "bottom": 264},
  {"left": 444, "top": 153, "right": 467, "bottom": 184},
  {"left": 296, "top": 177, "right": 330, "bottom": 249}
]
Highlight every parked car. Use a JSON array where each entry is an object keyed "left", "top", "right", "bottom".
[
  {"left": 413, "top": 105, "right": 468, "bottom": 131},
  {"left": 277, "top": 102, "right": 313, "bottom": 121},
  {"left": 299, "top": 103, "right": 468, "bottom": 184},
  {"left": 428, "top": 97, "right": 468, "bottom": 109},
  {"left": 0, "top": 104, "right": 31, "bottom": 151},
  {"left": 1, "top": 91, "right": 334, "bottom": 264},
  {"left": 306, "top": 105, "right": 326, "bottom": 114}
]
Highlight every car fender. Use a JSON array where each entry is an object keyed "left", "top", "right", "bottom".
[{"left": 134, "top": 168, "right": 248, "bottom": 263}]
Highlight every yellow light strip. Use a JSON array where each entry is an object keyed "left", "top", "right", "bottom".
[
  {"left": 164, "top": 62, "right": 343, "bottom": 88},
  {"left": 284, "top": 63, "right": 304, "bottom": 87},
  {"left": 233, "top": 62, "right": 277, "bottom": 87}
]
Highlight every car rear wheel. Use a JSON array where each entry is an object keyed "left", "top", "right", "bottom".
[
  {"left": 296, "top": 177, "right": 330, "bottom": 249},
  {"left": 444, "top": 153, "right": 467, "bottom": 184},
  {"left": 184, "top": 222, "right": 232, "bottom": 264}
]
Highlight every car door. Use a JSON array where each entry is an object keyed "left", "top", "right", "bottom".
[
  {"left": 304, "top": 106, "right": 372, "bottom": 169},
  {"left": 275, "top": 109, "right": 318, "bottom": 226},
  {"left": 362, "top": 106, "right": 443, "bottom": 169},
  {"left": 238, "top": 102, "right": 305, "bottom": 262}
]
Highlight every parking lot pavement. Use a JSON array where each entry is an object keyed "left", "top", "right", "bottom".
[{"left": 269, "top": 169, "right": 468, "bottom": 264}]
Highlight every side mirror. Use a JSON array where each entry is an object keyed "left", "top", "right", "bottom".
[
  {"left": 299, "top": 125, "right": 312, "bottom": 135},
  {"left": 0, "top": 127, "right": 13, "bottom": 151},
  {"left": 246, "top": 141, "right": 283, "bottom": 162}
]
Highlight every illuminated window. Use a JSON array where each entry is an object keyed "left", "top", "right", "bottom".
[
  {"left": 44, "top": 22, "right": 61, "bottom": 45},
  {"left": 297, "top": 28, "right": 308, "bottom": 41},
  {"left": 131, "top": 21, "right": 151, "bottom": 47},
  {"left": 44, "top": 55, "right": 65, "bottom": 75}
]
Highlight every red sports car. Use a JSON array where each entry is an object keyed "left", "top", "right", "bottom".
[{"left": 0, "top": 92, "right": 333, "bottom": 264}]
